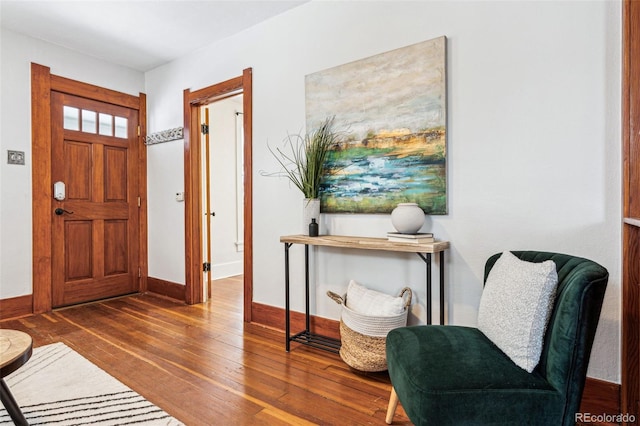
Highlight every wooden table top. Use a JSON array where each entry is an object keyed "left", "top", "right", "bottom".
[
  {"left": 0, "top": 329, "right": 33, "bottom": 377},
  {"left": 280, "top": 234, "right": 450, "bottom": 254}
]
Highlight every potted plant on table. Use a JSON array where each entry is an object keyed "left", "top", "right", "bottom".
[{"left": 267, "top": 116, "right": 341, "bottom": 234}]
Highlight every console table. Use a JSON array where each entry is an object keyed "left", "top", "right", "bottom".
[{"left": 280, "top": 234, "right": 450, "bottom": 353}]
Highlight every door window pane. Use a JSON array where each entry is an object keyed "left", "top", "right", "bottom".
[
  {"left": 114, "top": 116, "right": 128, "bottom": 139},
  {"left": 99, "top": 113, "right": 113, "bottom": 136},
  {"left": 82, "top": 110, "right": 97, "bottom": 134},
  {"left": 64, "top": 105, "right": 127, "bottom": 139},
  {"left": 63, "top": 106, "right": 79, "bottom": 131}
]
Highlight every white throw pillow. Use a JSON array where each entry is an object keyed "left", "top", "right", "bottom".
[
  {"left": 345, "top": 280, "right": 405, "bottom": 316},
  {"left": 477, "top": 251, "right": 558, "bottom": 373}
]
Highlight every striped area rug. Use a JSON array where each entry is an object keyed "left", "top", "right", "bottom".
[{"left": 0, "top": 342, "right": 183, "bottom": 425}]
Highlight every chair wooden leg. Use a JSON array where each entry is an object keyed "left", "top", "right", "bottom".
[{"left": 386, "top": 386, "right": 399, "bottom": 424}]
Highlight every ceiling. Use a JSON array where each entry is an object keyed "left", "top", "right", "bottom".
[{"left": 0, "top": 0, "right": 308, "bottom": 72}]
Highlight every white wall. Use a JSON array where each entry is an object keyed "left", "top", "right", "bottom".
[
  {"left": 0, "top": 28, "right": 145, "bottom": 299},
  {"left": 146, "top": 1, "right": 621, "bottom": 383}
]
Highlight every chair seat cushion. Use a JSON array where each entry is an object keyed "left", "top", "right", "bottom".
[{"left": 386, "top": 325, "right": 563, "bottom": 425}]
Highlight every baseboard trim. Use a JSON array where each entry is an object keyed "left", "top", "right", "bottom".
[
  {"left": 147, "top": 277, "right": 185, "bottom": 302},
  {"left": 251, "top": 301, "right": 621, "bottom": 419},
  {"left": 0, "top": 294, "right": 33, "bottom": 321},
  {"left": 579, "top": 377, "right": 622, "bottom": 422},
  {"left": 211, "top": 261, "right": 243, "bottom": 280},
  {"left": 251, "top": 301, "right": 340, "bottom": 340},
  {"left": 0, "top": 279, "right": 186, "bottom": 321}
]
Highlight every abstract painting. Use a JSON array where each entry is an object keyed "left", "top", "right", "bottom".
[{"left": 305, "top": 36, "right": 447, "bottom": 214}]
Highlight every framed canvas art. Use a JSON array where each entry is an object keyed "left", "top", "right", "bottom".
[{"left": 305, "top": 36, "right": 447, "bottom": 214}]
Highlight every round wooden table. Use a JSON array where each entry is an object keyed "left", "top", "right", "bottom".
[{"left": 0, "top": 329, "right": 32, "bottom": 425}]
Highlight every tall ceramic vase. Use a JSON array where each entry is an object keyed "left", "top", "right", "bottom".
[{"left": 303, "top": 198, "right": 320, "bottom": 235}]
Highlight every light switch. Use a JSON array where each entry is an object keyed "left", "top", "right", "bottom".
[{"left": 175, "top": 192, "right": 184, "bottom": 202}]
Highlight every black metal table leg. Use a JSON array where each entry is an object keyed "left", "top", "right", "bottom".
[
  {"left": 285, "top": 242, "right": 292, "bottom": 352},
  {"left": 440, "top": 251, "right": 445, "bottom": 325},
  {"left": 417, "top": 253, "right": 433, "bottom": 325},
  {"left": 305, "top": 244, "right": 310, "bottom": 332},
  {"left": 426, "top": 253, "right": 432, "bottom": 325},
  {"left": 417, "top": 252, "right": 448, "bottom": 325},
  {"left": 282, "top": 241, "right": 341, "bottom": 353},
  {"left": 0, "top": 378, "right": 28, "bottom": 425}
]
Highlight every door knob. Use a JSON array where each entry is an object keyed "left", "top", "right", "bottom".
[{"left": 55, "top": 208, "right": 74, "bottom": 215}]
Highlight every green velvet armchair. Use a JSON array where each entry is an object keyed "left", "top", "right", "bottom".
[{"left": 385, "top": 251, "right": 609, "bottom": 426}]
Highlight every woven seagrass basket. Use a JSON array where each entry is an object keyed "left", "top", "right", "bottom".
[{"left": 327, "top": 287, "right": 412, "bottom": 372}]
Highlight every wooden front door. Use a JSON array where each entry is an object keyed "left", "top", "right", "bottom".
[{"left": 50, "top": 92, "right": 139, "bottom": 307}]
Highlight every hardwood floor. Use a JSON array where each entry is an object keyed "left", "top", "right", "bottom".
[{"left": 0, "top": 276, "right": 411, "bottom": 425}]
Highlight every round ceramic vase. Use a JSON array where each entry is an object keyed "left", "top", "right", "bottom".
[{"left": 391, "top": 203, "right": 425, "bottom": 234}]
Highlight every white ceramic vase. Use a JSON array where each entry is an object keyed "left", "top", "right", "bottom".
[
  {"left": 303, "top": 198, "right": 320, "bottom": 235},
  {"left": 391, "top": 203, "right": 425, "bottom": 234}
]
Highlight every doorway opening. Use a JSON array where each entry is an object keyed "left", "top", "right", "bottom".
[
  {"left": 183, "top": 69, "right": 253, "bottom": 322},
  {"left": 201, "top": 94, "right": 245, "bottom": 298}
]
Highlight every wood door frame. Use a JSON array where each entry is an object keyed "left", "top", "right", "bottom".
[
  {"left": 31, "top": 63, "right": 148, "bottom": 313},
  {"left": 183, "top": 68, "right": 253, "bottom": 322},
  {"left": 622, "top": 0, "right": 640, "bottom": 423}
]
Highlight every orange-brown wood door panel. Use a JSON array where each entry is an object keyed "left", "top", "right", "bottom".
[{"left": 51, "top": 92, "right": 139, "bottom": 307}]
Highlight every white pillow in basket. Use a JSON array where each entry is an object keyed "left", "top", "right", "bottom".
[
  {"left": 477, "top": 251, "right": 558, "bottom": 373},
  {"left": 346, "top": 280, "right": 405, "bottom": 316}
]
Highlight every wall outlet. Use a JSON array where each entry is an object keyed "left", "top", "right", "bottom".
[{"left": 7, "top": 150, "right": 25, "bottom": 165}]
